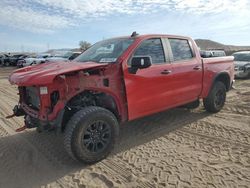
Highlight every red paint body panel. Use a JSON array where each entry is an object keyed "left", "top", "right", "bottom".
[
  {"left": 9, "top": 34, "right": 234, "bottom": 125},
  {"left": 9, "top": 61, "right": 108, "bottom": 86},
  {"left": 201, "top": 56, "right": 235, "bottom": 98},
  {"left": 121, "top": 35, "right": 233, "bottom": 120}
]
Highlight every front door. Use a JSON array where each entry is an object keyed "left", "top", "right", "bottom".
[{"left": 123, "top": 38, "right": 175, "bottom": 120}]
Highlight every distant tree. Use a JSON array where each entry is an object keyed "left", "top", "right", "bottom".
[{"left": 79, "top": 41, "right": 91, "bottom": 51}]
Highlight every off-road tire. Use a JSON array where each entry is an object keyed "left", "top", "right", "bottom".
[
  {"left": 203, "top": 81, "right": 226, "bottom": 113},
  {"left": 64, "top": 106, "right": 119, "bottom": 163}
]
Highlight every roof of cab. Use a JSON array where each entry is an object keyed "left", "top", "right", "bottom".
[{"left": 107, "top": 33, "right": 193, "bottom": 41}]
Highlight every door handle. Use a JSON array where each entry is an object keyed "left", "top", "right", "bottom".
[
  {"left": 193, "top": 66, "right": 201, "bottom": 70},
  {"left": 161, "top": 70, "right": 172, "bottom": 75}
]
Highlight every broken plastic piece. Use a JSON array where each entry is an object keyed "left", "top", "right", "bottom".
[
  {"left": 15, "top": 125, "right": 27, "bottom": 132},
  {"left": 6, "top": 114, "right": 15, "bottom": 119}
]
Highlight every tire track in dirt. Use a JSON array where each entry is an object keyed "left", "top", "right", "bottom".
[
  {"left": 0, "top": 124, "right": 9, "bottom": 137},
  {"left": 183, "top": 120, "right": 250, "bottom": 146},
  {"left": 113, "top": 127, "right": 250, "bottom": 187},
  {"left": 51, "top": 158, "right": 156, "bottom": 188},
  {"left": 224, "top": 89, "right": 250, "bottom": 116},
  {"left": 223, "top": 105, "right": 250, "bottom": 115}
]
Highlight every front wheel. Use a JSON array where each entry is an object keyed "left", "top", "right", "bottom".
[
  {"left": 203, "top": 81, "right": 226, "bottom": 113},
  {"left": 64, "top": 106, "right": 119, "bottom": 163}
]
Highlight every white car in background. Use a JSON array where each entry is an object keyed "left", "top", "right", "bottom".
[
  {"left": 22, "top": 54, "right": 51, "bottom": 67},
  {"left": 46, "top": 51, "right": 81, "bottom": 62}
]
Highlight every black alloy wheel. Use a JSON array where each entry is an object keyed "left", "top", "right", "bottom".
[{"left": 82, "top": 120, "right": 112, "bottom": 153}]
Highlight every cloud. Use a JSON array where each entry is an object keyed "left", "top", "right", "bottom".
[
  {"left": 34, "top": 0, "right": 250, "bottom": 16},
  {"left": 0, "top": 2, "right": 73, "bottom": 33},
  {"left": 174, "top": 0, "right": 249, "bottom": 14},
  {"left": 0, "top": 0, "right": 249, "bottom": 33}
]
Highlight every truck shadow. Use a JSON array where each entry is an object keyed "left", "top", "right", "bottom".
[
  {"left": 115, "top": 108, "right": 209, "bottom": 154},
  {"left": 0, "top": 107, "right": 210, "bottom": 188}
]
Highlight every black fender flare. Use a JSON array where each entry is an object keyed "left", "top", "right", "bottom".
[{"left": 211, "top": 72, "right": 231, "bottom": 92}]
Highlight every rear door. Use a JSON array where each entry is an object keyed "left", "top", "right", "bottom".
[
  {"left": 166, "top": 38, "right": 203, "bottom": 104},
  {"left": 123, "top": 38, "right": 175, "bottom": 120}
]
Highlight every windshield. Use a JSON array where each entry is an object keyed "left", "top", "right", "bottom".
[
  {"left": 75, "top": 38, "right": 134, "bottom": 63},
  {"left": 233, "top": 53, "right": 250, "bottom": 61}
]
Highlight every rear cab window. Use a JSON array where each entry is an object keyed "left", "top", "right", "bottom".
[{"left": 168, "top": 38, "right": 194, "bottom": 62}]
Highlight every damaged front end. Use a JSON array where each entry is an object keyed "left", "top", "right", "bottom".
[
  {"left": 7, "top": 61, "right": 126, "bottom": 133},
  {"left": 7, "top": 85, "right": 65, "bottom": 132}
]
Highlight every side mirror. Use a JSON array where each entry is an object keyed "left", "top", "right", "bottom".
[{"left": 129, "top": 56, "right": 152, "bottom": 74}]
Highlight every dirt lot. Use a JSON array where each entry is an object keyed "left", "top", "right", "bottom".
[{"left": 0, "top": 67, "right": 249, "bottom": 188}]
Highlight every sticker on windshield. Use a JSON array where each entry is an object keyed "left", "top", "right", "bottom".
[{"left": 99, "top": 58, "right": 117, "bottom": 63}]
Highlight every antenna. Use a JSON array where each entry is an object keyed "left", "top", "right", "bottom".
[{"left": 131, "top": 31, "right": 139, "bottom": 37}]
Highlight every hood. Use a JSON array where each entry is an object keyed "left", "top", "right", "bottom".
[
  {"left": 234, "top": 61, "right": 250, "bottom": 67},
  {"left": 9, "top": 61, "right": 108, "bottom": 86}
]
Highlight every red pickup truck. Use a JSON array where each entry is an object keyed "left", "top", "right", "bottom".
[{"left": 8, "top": 33, "right": 234, "bottom": 163}]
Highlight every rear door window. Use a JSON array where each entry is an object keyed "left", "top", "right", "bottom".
[{"left": 169, "top": 39, "right": 193, "bottom": 61}]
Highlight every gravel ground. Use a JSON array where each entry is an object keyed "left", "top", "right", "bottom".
[{"left": 0, "top": 67, "right": 249, "bottom": 188}]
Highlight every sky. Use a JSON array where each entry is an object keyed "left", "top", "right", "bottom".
[{"left": 0, "top": 0, "right": 250, "bottom": 52}]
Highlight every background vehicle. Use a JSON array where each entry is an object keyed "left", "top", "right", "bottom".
[
  {"left": 17, "top": 59, "right": 26, "bottom": 68},
  {"left": 200, "top": 50, "right": 213, "bottom": 58},
  {"left": 46, "top": 51, "right": 81, "bottom": 62},
  {"left": 8, "top": 33, "right": 234, "bottom": 163},
  {"left": 232, "top": 51, "right": 250, "bottom": 78},
  {"left": 0, "top": 55, "right": 3, "bottom": 66},
  {"left": 22, "top": 54, "right": 51, "bottom": 67},
  {"left": 0, "top": 54, "right": 11, "bottom": 66},
  {"left": 16, "top": 55, "right": 30, "bottom": 67},
  {"left": 200, "top": 50, "right": 226, "bottom": 58},
  {"left": 211, "top": 50, "right": 226, "bottom": 57},
  {"left": 9, "top": 54, "right": 28, "bottom": 66}
]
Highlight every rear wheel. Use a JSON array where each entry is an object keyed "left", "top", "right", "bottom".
[
  {"left": 203, "top": 81, "right": 226, "bottom": 113},
  {"left": 64, "top": 106, "right": 119, "bottom": 163}
]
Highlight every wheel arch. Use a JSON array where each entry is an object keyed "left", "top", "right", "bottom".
[
  {"left": 61, "top": 89, "right": 122, "bottom": 131},
  {"left": 213, "top": 72, "right": 231, "bottom": 91},
  {"left": 201, "top": 71, "right": 231, "bottom": 99}
]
